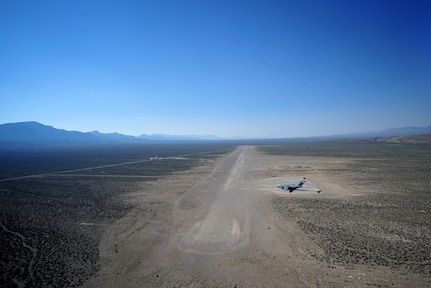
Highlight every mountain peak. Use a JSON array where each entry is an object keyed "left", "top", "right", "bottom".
[{"left": 0, "top": 122, "right": 99, "bottom": 146}]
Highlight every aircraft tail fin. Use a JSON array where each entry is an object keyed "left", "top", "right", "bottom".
[{"left": 298, "top": 178, "right": 306, "bottom": 186}]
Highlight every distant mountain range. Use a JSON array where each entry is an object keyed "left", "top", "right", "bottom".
[
  {"left": 0, "top": 121, "right": 219, "bottom": 147},
  {"left": 0, "top": 121, "right": 430, "bottom": 147},
  {"left": 0, "top": 122, "right": 101, "bottom": 145}
]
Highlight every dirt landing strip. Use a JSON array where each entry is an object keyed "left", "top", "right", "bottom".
[{"left": 84, "top": 146, "right": 429, "bottom": 287}]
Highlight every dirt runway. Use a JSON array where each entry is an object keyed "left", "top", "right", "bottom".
[{"left": 171, "top": 146, "right": 251, "bottom": 255}]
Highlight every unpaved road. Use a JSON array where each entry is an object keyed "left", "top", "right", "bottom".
[
  {"left": 171, "top": 146, "right": 251, "bottom": 255},
  {"left": 83, "top": 145, "right": 428, "bottom": 287},
  {"left": 0, "top": 156, "right": 173, "bottom": 182}
]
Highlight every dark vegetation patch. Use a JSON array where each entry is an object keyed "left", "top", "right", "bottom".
[
  {"left": 0, "top": 142, "right": 235, "bottom": 287},
  {"left": 0, "top": 142, "right": 234, "bottom": 180},
  {"left": 258, "top": 140, "right": 431, "bottom": 159},
  {"left": 267, "top": 141, "right": 431, "bottom": 275}
]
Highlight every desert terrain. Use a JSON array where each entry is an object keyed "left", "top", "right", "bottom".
[
  {"left": 1, "top": 141, "right": 430, "bottom": 287},
  {"left": 84, "top": 142, "right": 430, "bottom": 287}
]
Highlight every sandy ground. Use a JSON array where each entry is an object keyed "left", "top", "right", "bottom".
[{"left": 83, "top": 145, "right": 429, "bottom": 287}]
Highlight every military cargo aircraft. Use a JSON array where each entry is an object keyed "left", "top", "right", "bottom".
[{"left": 277, "top": 178, "right": 307, "bottom": 192}]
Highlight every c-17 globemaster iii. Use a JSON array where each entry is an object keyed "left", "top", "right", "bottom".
[
  {"left": 277, "top": 178, "right": 322, "bottom": 193},
  {"left": 277, "top": 178, "right": 307, "bottom": 192}
]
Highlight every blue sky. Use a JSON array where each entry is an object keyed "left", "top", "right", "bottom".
[{"left": 1, "top": 0, "right": 430, "bottom": 138}]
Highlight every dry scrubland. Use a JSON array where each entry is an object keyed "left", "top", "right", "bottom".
[
  {"left": 0, "top": 143, "right": 234, "bottom": 287},
  {"left": 0, "top": 140, "right": 430, "bottom": 287},
  {"left": 264, "top": 141, "right": 431, "bottom": 281}
]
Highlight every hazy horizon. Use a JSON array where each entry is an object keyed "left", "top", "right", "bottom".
[
  {"left": 1, "top": 1, "right": 430, "bottom": 138},
  {"left": 2, "top": 120, "right": 431, "bottom": 141}
]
